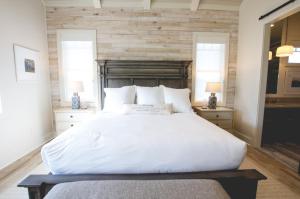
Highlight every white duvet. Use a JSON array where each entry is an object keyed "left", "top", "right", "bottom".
[{"left": 42, "top": 113, "right": 246, "bottom": 174}]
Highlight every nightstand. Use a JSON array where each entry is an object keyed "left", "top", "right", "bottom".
[
  {"left": 54, "top": 108, "right": 96, "bottom": 134},
  {"left": 193, "top": 106, "right": 234, "bottom": 132}
]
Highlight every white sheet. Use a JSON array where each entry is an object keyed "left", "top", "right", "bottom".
[{"left": 41, "top": 113, "right": 246, "bottom": 174}]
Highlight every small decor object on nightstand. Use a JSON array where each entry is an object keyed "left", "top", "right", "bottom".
[
  {"left": 206, "top": 82, "right": 221, "bottom": 109},
  {"left": 71, "top": 81, "right": 84, "bottom": 109}
]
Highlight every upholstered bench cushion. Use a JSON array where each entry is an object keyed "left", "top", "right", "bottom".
[{"left": 44, "top": 179, "right": 230, "bottom": 199}]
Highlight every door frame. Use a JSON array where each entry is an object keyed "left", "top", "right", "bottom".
[{"left": 256, "top": 7, "right": 300, "bottom": 147}]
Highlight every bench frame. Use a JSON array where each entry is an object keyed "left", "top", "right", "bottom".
[{"left": 18, "top": 169, "right": 266, "bottom": 199}]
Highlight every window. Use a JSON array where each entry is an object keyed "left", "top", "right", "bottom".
[
  {"left": 288, "top": 48, "right": 300, "bottom": 63},
  {"left": 57, "top": 30, "right": 97, "bottom": 106},
  {"left": 192, "top": 32, "right": 229, "bottom": 105}
]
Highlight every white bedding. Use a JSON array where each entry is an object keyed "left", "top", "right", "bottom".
[{"left": 42, "top": 113, "right": 246, "bottom": 174}]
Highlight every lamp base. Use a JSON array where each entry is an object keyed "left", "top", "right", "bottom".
[
  {"left": 208, "top": 93, "right": 217, "bottom": 109},
  {"left": 72, "top": 92, "right": 80, "bottom": 109}
]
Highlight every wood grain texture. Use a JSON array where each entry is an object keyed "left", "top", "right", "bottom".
[
  {"left": 46, "top": 7, "right": 238, "bottom": 109},
  {"left": 191, "top": 0, "right": 201, "bottom": 11},
  {"left": 44, "top": 0, "right": 242, "bottom": 11},
  {"left": 247, "top": 146, "right": 300, "bottom": 194}
]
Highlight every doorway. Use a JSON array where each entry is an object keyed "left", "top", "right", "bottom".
[{"left": 261, "top": 11, "right": 300, "bottom": 174}]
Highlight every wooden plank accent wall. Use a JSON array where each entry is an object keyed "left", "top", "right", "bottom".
[{"left": 46, "top": 7, "right": 239, "bottom": 108}]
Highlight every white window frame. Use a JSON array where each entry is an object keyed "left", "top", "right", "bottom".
[
  {"left": 288, "top": 47, "right": 300, "bottom": 65},
  {"left": 192, "top": 32, "right": 229, "bottom": 106},
  {"left": 57, "top": 29, "right": 98, "bottom": 107}
]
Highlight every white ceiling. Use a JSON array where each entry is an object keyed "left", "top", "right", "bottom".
[{"left": 43, "top": 0, "right": 243, "bottom": 11}]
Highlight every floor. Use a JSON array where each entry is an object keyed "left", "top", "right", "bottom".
[
  {"left": 262, "top": 142, "right": 300, "bottom": 173},
  {"left": 0, "top": 146, "right": 299, "bottom": 199},
  {"left": 243, "top": 146, "right": 300, "bottom": 199}
]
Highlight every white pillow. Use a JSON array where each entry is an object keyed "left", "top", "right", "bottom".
[
  {"left": 103, "top": 86, "right": 136, "bottom": 113},
  {"left": 136, "top": 86, "right": 164, "bottom": 105},
  {"left": 122, "top": 104, "right": 172, "bottom": 115},
  {"left": 161, "top": 86, "right": 192, "bottom": 113}
]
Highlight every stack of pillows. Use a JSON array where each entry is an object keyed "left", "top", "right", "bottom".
[{"left": 103, "top": 85, "right": 192, "bottom": 114}]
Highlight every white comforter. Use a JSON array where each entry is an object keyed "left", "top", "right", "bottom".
[{"left": 42, "top": 113, "right": 246, "bottom": 174}]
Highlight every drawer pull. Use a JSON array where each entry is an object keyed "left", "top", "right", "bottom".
[
  {"left": 70, "top": 124, "right": 74, "bottom": 127},
  {"left": 70, "top": 115, "right": 73, "bottom": 118},
  {"left": 216, "top": 114, "right": 219, "bottom": 118}
]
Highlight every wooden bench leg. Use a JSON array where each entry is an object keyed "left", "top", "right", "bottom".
[
  {"left": 219, "top": 179, "right": 259, "bottom": 199},
  {"left": 27, "top": 186, "right": 46, "bottom": 199}
]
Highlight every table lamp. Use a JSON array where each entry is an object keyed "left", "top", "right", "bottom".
[
  {"left": 205, "top": 82, "right": 221, "bottom": 109},
  {"left": 71, "top": 81, "right": 84, "bottom": 109}
]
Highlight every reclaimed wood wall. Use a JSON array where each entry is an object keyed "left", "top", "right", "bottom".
[{"left": 46, "top": 7, "right": 239, "bottom": 108}]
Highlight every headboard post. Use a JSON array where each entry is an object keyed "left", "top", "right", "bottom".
[
  {"left": 96, "top": 60, "right": 106, "bottom": 108},
  {"left": 182, "top": 62, "right": 189, "bottom": 88},
  {"left": 96, "top": 60, "right": 192, "bottom": 109}
]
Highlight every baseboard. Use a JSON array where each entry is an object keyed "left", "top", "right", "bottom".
[
  {"left": 233, "top": 129, "right": 254, "bottom": 145},
  {"left": 0, "top": 136, "right": 54, "bottom": 181}
]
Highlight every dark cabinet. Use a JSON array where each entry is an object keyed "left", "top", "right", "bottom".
[
  {"left": 262, "top": 108, "right": 300, "bottom": 145},
  {"left": 266, "top": 58, "right": 279, "bottom": 94}
]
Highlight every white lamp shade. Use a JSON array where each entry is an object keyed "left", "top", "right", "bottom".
[
  {"left": 276, "top": 45, "right": 294, "bottom": 57},
  {"left": 268, "top": 51, "right": 272, "bottom": 60},
  {"left": 71, "top": 81, "right": 84, "bottom": 93},
  {"left": 206, "top": 82, "right": 221, "bottom": 93}
]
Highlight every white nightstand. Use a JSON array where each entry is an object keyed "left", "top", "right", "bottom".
[
  {"left": 193, "top": 106, "right": 234, "bottom": 132},
  {"left": 54, "top": 108, "right": 96, "bottom": 134}
]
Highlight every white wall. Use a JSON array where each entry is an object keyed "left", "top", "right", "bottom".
[
  {"left": 234, "top": 0, "right": 300, "bottom": 146},
  {"left": 0, "top": 0, "right": 53, "bottom": 169}
]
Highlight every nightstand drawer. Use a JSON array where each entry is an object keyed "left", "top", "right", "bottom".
[
  {"left": 55, "top": 112, "right": 92, "bottom": 122},
  {"left": 54, "top": 108, "right": 96, "bottom": 134},
  {"left": 200, "top": 112, "right": 233, "bottom": 120},
  {"left": 210, "top": 120, "right": 233, "bottom": 129},
  {"left": 56, "top": 122, "right": 80, "bottom": 132}
]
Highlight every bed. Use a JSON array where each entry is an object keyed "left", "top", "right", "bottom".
[
  {"left": 18, "top": 60, "right": 266, "bottom": 199},
  {"left": 41, "top": 112, "right": 246, "bottom": 174}
]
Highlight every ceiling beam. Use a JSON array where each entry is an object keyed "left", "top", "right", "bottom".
[
  {"left": 144, "top": 0, "right": 151, "bottom": 9},
  {"left": 93, "top": 0, "right": 102, "bottom": 8},
  {"left": 191, "top": 0, "right": 201, "bottom": 11}
]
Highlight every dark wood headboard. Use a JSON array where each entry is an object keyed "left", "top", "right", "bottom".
[{"left": 96, "top": 60, "right": 191, "bottom": 108}]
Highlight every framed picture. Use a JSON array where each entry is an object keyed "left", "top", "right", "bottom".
[
  {"left": 284, "top": 70, "right": 300, "bottom": 94},
  {"left": 13, "top": 44, "right": 39, "bottom": 82}
]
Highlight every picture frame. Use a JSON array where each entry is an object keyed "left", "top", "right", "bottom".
[
  {"left": 13, "top": 44, "right": 39, "bottom": 82},
  {"left": 284, "top": 70, "right": 300, "bottom": 94}
]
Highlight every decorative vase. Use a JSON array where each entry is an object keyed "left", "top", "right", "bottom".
[
  {"left": 72, "top": 93, "right": 80, "bottom": 109},
  {"left": 208, "top": 93, "right": 217, "bottom": 109}
]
